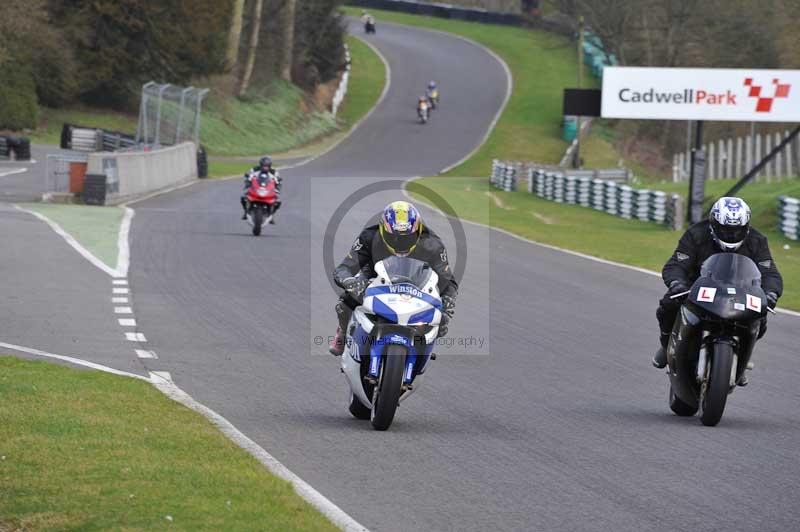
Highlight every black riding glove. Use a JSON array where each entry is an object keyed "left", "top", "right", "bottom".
[
  {"left": 667, "top": 280, "right": 689, "bottom": 299},
  {"left": 766, "top": 291, "right": 778, "bottom": 310},
  {"left": 340, "top": 276, "right": 369, "bottom": 298},
  {"left": 441, "top": 294, "right": 456, "bottom": 318}
]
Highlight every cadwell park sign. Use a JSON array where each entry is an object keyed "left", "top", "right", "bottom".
[{"left": 601, "top": 67, "right": 800, "bottom": 122}]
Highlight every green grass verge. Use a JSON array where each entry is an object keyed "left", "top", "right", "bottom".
[
  {"left": 208, "top": 160, "right": 254, "bottom": 179},
  {"left": 20, "top": 202, "right": 124, "bottom": 270},
  {"left": 410, "top": 176, "right": 800, "bottom": 310},
  {"left": 341, "top": 6, "right": 595, "bottom": 174},
  {"left": 0, "top": 356, "right": 337, "bottom": 531}
]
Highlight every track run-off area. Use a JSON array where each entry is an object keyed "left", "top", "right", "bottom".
[{"left": 2, "top": 19, "right": 800, "bottom": 532}]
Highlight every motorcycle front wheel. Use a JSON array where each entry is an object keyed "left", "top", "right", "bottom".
[
  {"left": 252, "top": 206, "right": 263, "bottom": 236},
  {"left": 370, "top": 344, "right": 406, "bottom": 430},
  {"left": 700, "top": 341, "right": 734, "bottom": 426}
]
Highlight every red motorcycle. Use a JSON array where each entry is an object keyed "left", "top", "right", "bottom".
[{"left": 244, "top": 171, "right": 279, "bottom": 235}]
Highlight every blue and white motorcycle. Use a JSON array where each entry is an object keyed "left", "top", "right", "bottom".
[{"left": 340, "top": 256, "right": 443, "bottom": 430}]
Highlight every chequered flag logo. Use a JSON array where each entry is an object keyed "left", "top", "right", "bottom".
[{"left": 744, "top": 78, "right": 791, "bottom": 112}]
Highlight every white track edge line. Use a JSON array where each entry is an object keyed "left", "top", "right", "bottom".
[
  {"left": 150, "top": 375, "right": 369, "bottom": 532},
  {"left": 15, "top": 205, "right": 118, "bottom": 277},
  {"left": 0, "top": 341, "right": 368, "bottom": 531},
  {"left": 402, "top": 183, "right": 800, "bottom": 319},
  {"left": 0, "top": 341, "right": 150, "bottom": 381}
]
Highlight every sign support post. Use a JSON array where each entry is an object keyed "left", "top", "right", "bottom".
[{"left": 687, "top": 120, "right": 705, "bottom": 224}]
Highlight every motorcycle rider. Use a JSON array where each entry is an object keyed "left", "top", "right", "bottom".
[
  {"left": 241, "top": 156, "right": 282, "bottom": 223},
  {"left": 328, "top": 200, "right": 458, "bottom": 356},
  {"left": 652, "top": 197, "right": 782, "bottom": 384},
  {"left": 417, "top": 96, "right": 429, "bottom": 119},
  {"left": 426, "top": 80, "right": 439, "bottom": 107}
]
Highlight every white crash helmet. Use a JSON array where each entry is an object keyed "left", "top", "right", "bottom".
[{"left": 709, "top": 197, "right": 751, "bottom": 251}]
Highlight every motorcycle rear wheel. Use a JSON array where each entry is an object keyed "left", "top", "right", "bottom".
[
  {"left": 370, "top": 344, "right": 406, "bottom": 431},
  {"left": 700, "top": 342, "right": 734, "bottom": 426},
  {"left": 252, "top": 207, "right": 263, "bottom": 236}
]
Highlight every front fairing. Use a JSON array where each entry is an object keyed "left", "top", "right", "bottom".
[{"left": 690, "top": 254, "right": 767, "bottom": 322}]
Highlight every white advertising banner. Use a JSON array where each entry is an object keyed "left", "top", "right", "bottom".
[{"left": 601, "top": 67, "right": 800, "bottom": 122}]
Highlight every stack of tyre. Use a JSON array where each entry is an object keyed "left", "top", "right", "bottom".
[
  {"left": 197, "top": 146, "right": 208, "bottom": 178},
  {"left": 0, "top": 136, "right": 31, "bottom": 160}
]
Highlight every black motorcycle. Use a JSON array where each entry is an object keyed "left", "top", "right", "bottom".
[
  {"left": 665, "top": 253, "right": 771, "bottom": 426},
  {"left": 364, "top": 18, "right": 376, "bottom": 34}
]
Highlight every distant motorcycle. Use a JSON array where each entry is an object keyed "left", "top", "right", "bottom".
[
  {"left": 665, "top": 253, "right": 772, "bottom": 426},
  {"left": 364, "top": 17, "right": 376, "bottom": 34},
  {"left": 340, "top": 257, "right": 443, "bottom": 430},
  {"left": 417, "top": 100, "right": 430, "bottom": 124},
  {"left": 243, "top": 171, "right": 279, "bottom": 236}
]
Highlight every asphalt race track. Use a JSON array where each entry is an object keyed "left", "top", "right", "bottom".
[{"left": 6, "top": 20, "right": 800, "bottom": 532}]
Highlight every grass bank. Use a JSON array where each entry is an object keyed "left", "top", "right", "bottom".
[
  {"left": 410, "top": 176, "right": 800, "bottom": 310},
  {"left": 342, "top": 6, "right": 595, "bottom": 175},
  {"left": 207, "top": 34, "right": 387, "bottom": 178},
  {"left": 0, "top": 356, "right": 337, "bottom": 531},
  {"left": 31, "top": 33, "right": 386, "bottom": 164}
]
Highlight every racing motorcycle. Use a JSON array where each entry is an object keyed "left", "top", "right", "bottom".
[
  {"left": 244, "top": 171, "right": 279, "bottom": 236},
  {"left": 340, "top": 256, "right": 443, "bottom": 430},
  {"left": 364, "top": 17, "right": 376, "bottom": 34},
  {"left": 417, "top": 100, "right": 430, "bottom": 124},
  {"left": 665, "top": 253, "right": 772, "bottom": 426}
]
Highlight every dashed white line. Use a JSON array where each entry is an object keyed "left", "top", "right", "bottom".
[
  {"left": 125, "top": 332, "right": 146, "bottom": 342},
  {"left": 113, "top": 279, "right": 129, "bottom": 285},
  {"left": 113, "top": 287, "right": 129, "bottom": 294},
  {"left": 114, "top": 306, "right": 133, "bottom": 314},
  {"left": 112, "top": 297, "right": 129, "bottom": 303},
  {"left": 118, "top": 318, "right": 137, "bottom": 327},
  {"left": 136, "top": 349, "right": 158, "bottom": 359}
]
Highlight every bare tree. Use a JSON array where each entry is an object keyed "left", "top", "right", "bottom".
[
  {"left": 279, "top": 0, "right": 295, "bottom": 82},
  {"left": 225, "top": 0, "right": 246, "bottom": 72},
  {"left": 239, "top": 0, "right": 264, "bottom": 96}
]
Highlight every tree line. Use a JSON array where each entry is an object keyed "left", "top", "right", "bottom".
[
  {"left": 547, "top": 0, "right": 800, "bottom": 164},
  {"left": 0, "top": 0, "right": 346, "bottom": 130}
]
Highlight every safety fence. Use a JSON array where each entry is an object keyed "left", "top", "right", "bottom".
[
  {"left": 60, "top": 124, "right": 137, "bottom": 153},
  {"left": 332, "top": 45, "right": 351, "bottom": 117},
  {"left": 0, "top": 135, "right": 31, "bottom": 160},
  {"left": 778, "top": 196, "right": 800, "bottom": 240},
  {"left": 490, "top": 160, "right": 683, "bottom": 230},
  {"left": 45, "top": 153, "right": 90, "bottom": 195},
  {"left": 672, "top": 130, "right": 800, "bottom": 182},
  {"left": 348, "top": 0, "right": 523, "bottom": 25}
]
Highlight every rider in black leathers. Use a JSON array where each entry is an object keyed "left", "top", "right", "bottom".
[
  {"left": 241, "top": 156, "right": 282, "bottom": 222},
  {"left": 328, "top": 201, "right": 458, "bottom": 356},
  {"left": 652, "top": 197, "right": 782, "bottom": 383}
]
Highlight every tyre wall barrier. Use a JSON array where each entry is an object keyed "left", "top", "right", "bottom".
[
  {"left": 489, "top": 160, "right": 683, "bottom": 230},
  {"left": 86, "top": 142, "right": 197, "bottom": 204},
  {"left": 332, "top": 45, "right": 351, "bottom": 117},
  {"left": 0, "top": 135, "right": 32, "bottom": 160},
  {"left": 778, "top": 196, "right": 800, "bottom": 240},
  {"left": 60, "top": 123, "right": 137, "bottom": 152},
  {"left": 348, "top": 0, "right": 523, "bottom": 25}
]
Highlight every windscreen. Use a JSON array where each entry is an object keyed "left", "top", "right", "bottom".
[
  {"left": 700, "top": 253, "right": 761, "bottom": 284},
  {"left": 380, "top": 256, "right": 432, "bottom": 288}
]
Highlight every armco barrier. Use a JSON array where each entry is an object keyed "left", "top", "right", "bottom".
[
  {"left": 349, "top": 0, "right": 522, "bottom": 25},
  {"left": 778, "top": 196, "right": 799, "bottom": 240},
  {"left": 85, "top": 142, "right": 197, "bottom": 204}
]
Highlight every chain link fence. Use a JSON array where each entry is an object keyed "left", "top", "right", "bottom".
[{"left": 135, "top": 82, "right": 209, "bottom": 148}]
